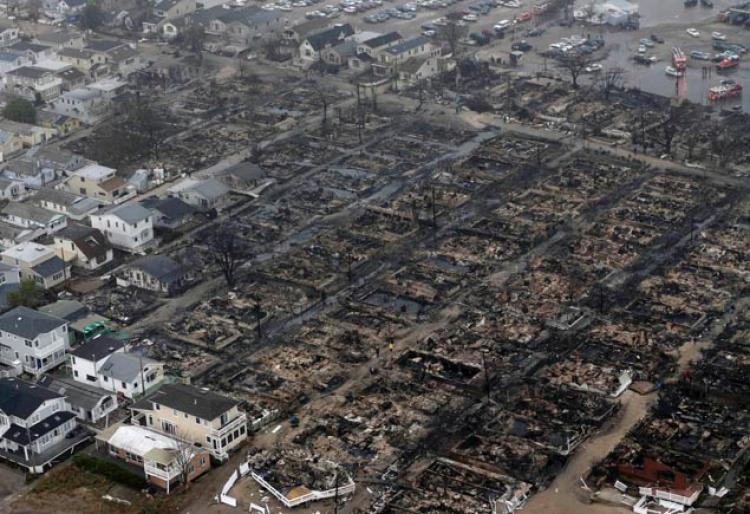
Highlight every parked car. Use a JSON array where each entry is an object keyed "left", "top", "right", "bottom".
[
  {"left": 585, "top": 63, "right": 603, "bottom": 73},
  {"left": 686, "top": 27, "right": 700, "bottom": 37},
  {"left": 650, "top": 33, "right": 664, "bottom": 43},
  {"left": 511, "top": 40, "right": 532, "bottom": 51},
  {"left": 711, "top": 31, "right": 727, "bottom": 40},
  {"left": 469, "top": 32, "right": 490, "bottom": 44},
  {"left": 515, "top": 10, "right": 532, "bottom": 22},
  {"left": 494, "top": 19, "right": 512, "bottom": 30}
]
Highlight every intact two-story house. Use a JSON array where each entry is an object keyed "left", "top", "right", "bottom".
[
  {"left": 65, "top": 164, "right": 133, "bottom": 204},
  {"left": 70, "top": 336, "right": 165, "bottom": 399},
  {"left": 0, "top": 377, "right": 79, "bottom": 472},
  {"left": 1, "top": 242, "right": 69, "bottom": 289},
  {"left": 131, "top": 383, "right": 247, "bottom": 461},
  {"left": 89, "top": 203, "right": 154, "bottom": 254},
  {"left": 4, "top": 66, "right": 62, "bottom": 101},
  {"left": 0, "top": 307, "right": 68, "bottom": 376}
]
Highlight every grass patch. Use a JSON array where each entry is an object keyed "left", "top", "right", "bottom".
[{"left": 72, "top": 455, "right": 147, "bottom": 490}]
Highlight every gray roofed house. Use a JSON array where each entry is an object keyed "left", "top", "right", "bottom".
[
  {"left": 0, "top": 377, "right": 63, "bottom": 418},
  {"left": 123, "top": 255, "right": 189, "bottom": 296},
  {"left": 168, "top": 178, "right": 229, "bottom": 211},
  {"left": 363, "top": 32, "right": 401, "bottom": 49},
  {"left": 0, "top": 219, "right": 35, "bottom": 248},
  {"left": 385, "top": 35, "right": 431, "bottom": 56},
  {"left": 283, "top": 18, "right": 331, "bottom": 43},
  {"left": 321, "top": 39, "right": 358, "bottom": 66},
  {"left": 89, "top": 202, "right": 154, "bottom": 254},
  {"left": 70, "top": 335, "right": 124, "bottom": 361},
  {"left": 1, "top": 202, "right": 67, "bottom": 235},
  {"left": 215, "top": 162, "right": 265, "bottom": 191},
  {"left": 53, "top": 224, "right": 112, "bottom": 270},
  {"left": 0, "top": 306, "right": 66, "bottom": 340},
  {"left": 7, "top": 41, "right": 51, "bottom": 55},
  {"left": 99, "top": 352, "right": 158, "bottom": 382},
  {"left": 107, "top": 203, "right": 152, "bottom": 225},
  {"left": 92, "top": 352, "right": 164, "bottom": 398},
  {"left": 30, "top": 255, "right": 66, "bottom": 281},
  {"left": 38, "top": 299, "right": 109, "bottom": 337},
  {"left": 39, "top": 376, "right": 118, "bottom": 423},
  {"left": 27, "top": 147, "right": 86, "bottom": 174},
  {"left": 84, "top": 40, "right": 123, "bottom": 53},
  {"left": 139, "top": 196, "right": 196, "bottom": 229},
  {"left": 34, "top": 31, "right": 84, "bottom": 48},
  {"left": 0, "top": 262, "right": 20, "bottom": 309},
  {"left": 38, "top": 299, "right": 88, "bottom": 323},
  {"left": 32, "top": 188, "right": 101, "bottom": 221},
  {"left": 136, "top": 383, "right": 240, "bottom": 422},
  {"left": 5, "top": 66, "right": 52, "bottom": 79},
  {"left": 304, "top": 23, "right": 354, "bottom": 52}
]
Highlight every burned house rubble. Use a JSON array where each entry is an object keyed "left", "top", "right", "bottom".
[{"left": 4, "top": 7, "right": 750, "bottom": 511}]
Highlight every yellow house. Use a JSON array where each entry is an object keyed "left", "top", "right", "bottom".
[
  {"left": 130, "top": 383, "right": 248, "bottom": 461},
  {"left": 58, "top": 48, "right": 107, "bottom": 72},
  {"left": 64, "top": 163, "right": 134, "bottom": 204}
]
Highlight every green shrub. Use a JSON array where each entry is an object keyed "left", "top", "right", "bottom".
[{"left": 73, "top": 454, "right": 147, "bottom": 490}]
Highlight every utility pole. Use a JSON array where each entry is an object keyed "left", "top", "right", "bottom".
[
  {"left": 139, "top": 354, "right": 146, "bottom": 397},
  {"left": 333, "top": 468, "right": 340, "bottom": 514},
  {"left": 431, "top": 187, "right": 437, "bottom": 227},
  {"left": 480, "top": 349, "right": 491, "bottom": 402},
  {"left": 254, "top": 301, "right": 262, "bottom": 339}
]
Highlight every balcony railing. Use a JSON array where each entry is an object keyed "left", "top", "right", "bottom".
[
  {"left": 210, "top": 413, "right": 247, "bottom": 438},
  {"left": 144, "top": 461, "right": 180, "bottom": 481}
]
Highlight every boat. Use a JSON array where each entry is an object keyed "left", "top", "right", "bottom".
[
  {"left": 665, "top": 66, "right": 684, "bottom": 77},
  {"left": 672, "top": 47, "right": 687, "bottom": 70},
  {"left": 717, "top": 58, "right": 739, "bottom": 70},
  {"left": 708, "top": 80, "right": 742, "bottom": 100}
]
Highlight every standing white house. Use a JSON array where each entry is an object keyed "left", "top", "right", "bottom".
[
  {"left": 89, "top": 204, "right": 154, "bottom": 254},
  {"left": 0, "top": 307, "right": 68, "bottom": 376},
  {"left": 0, "top": 377, "right": 81, "bottom": 473},
  {"left": 70, "top": 336, "right": 164, "bottom": 399}
]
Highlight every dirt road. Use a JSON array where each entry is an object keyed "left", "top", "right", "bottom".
[{"left": 523, "top": 390, "right": 654, "bottom": 514}]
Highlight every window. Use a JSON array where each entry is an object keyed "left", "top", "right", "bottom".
[
  {"left": 85, "top": 374, "right": 96, "bottom": 382},
  {"left": 121, "top": 381, "right": 127, "bottom": 388},
  {"left": 196, "top": 417, "right": 201, "bottom": 425},
  {"left": 73, "top": 370, "right": 78, "bottom": 377},
  {"left": 102, "top": 376, "right": 108, "bottom": 382},
  {"left": 154, "top": 403, "right": 160, "bottom": 410}
]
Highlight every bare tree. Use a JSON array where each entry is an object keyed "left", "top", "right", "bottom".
[
  {"left": 263, "top": 37, "right": 282, "bottom": 60},
  {"left": 182, "top": 24, "right": 205, "bottom": 54},
  {"left": 210, "top": 223, "right": 247, "bottom": 287},
  {"left": 126, "top": 96, "right": 166, "bottom": 159},
  {"left": 170, "top": 431, "right": 202, "bottom": 493},
  {"left": 27, "top": 0, "right": 43, "bottom": 21},
  {"left": 436, "top": 13, "right": 468, "bottom": 57},
  {"left": 556, "top": 52, "right": 592, "bottom": 89},
  {"left": 709, "top": 114, "right": 750, "bottom": 169},
  {"left": 309, "top": 80, "right": 336, "bottom": 128},
  {"left": 593, "top": 66, "right": 626, "bottom": 101},
  {"left": 649, "top": 101, "right": 699, "bottom": 157}
]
